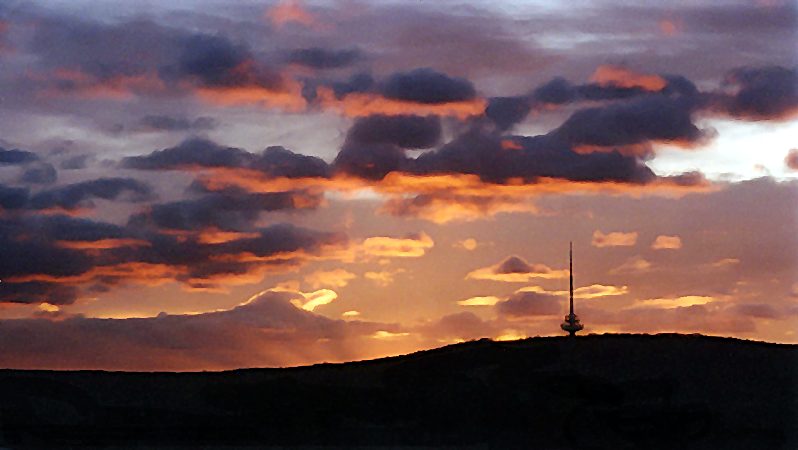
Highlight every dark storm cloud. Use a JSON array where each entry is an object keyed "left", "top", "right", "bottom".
[
  {"left": 531, "top": 79, "right": 654, "bottom": 106},
  {"left": 496, "top": 291, "right": 562, "bottom": 318},
  {"left": 0, "top": 147, "right": 38, "bottom": 165},
  {"left": 128, "top": 187, "right": 321, "bottom": 232},
  {"left": 485, "top": 73, "right": 698, "bottom": 131},
  {"left": 0, "top": 204, "right": 347, "bottom": 304},
  {"left": 29, "top": 178, "right": 153, "bottom": 211},
  {"left": 176, "top": 34, "right": 251, "bottom": 86},
  {"left": 550, "top": 95, "right": 707, "bottom": 150},
  {"left": 333, "top": 72, "right": 374, "bottom": 95},
  {"left": 19, "top": 163, "right": 57, "bottom": 184},
  {"left": 288, "top": 47, "right": 363, "bottom": 69},
  {"left": 409, "top": 128, "right": 656, "bottom": 184},
  {"left": 485, "top": 96, "right": 533, "bottom": 131},
  {"left": 680, "top": 2, "right": 797, "bottom": 35},
  {"left": 29, "top": 17, "right": 183, "bottom": 79},
  {"left": 136, "top": 115, "right": 217, "bottom": 132},
  {"left": 170, "top": 33, "right": 282, "bottom": 90},
  {"left": 496, "top": 256, "right": 535, "bottom": 274},
  {"left": 254, "top": 146, "right": 330, "bottom": 178},
  {"left": 30, "top": 214, "right": 134, "bottom": 242},
  {"left": 320, "top": 72, "right": 375, "bottom": 100},
  {"left": 333, "top": 142, "right": 407, "bottom": 181},
  {"left": 532, "top": 78, "right": 575, "bottom": 105},
  {"left": 0, "top": 184, "right": 29, "bottom": 210},
  {"left": 379, "top": 68, "right": 476, "bottom": 104},
  {"left": 304, "top": 67, "right": 479, "bottom": 107},
  {"left": 154, "top": 224, "right": 346, "bottom": 289},
  {"left": 59, "top": 154, "right": 92, "bottom": 170},
  {"left": 122, "top": 138, "right": 330, "bottom": 178},
  {"left": 0, "top": 216, "right": 98, "bottom": 288},
  {"left": 122, "top": 138, "right": 252, "bottom": 170},
  {"left": 24, "top": 13, "right": 283, "bottom": 98},
  {"left": 531, "top": 74, "right": 697, "bottom": 104},
  {"left": 0, "top": 282, "right": 80, "bottom": 306},
  {"left": 720, "top": 66, "right": 797, "bottom": 120},
  {"left": 346, "top": 114, "right": 441, "bottom": 149}
]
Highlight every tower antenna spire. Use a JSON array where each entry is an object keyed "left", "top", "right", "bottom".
[
  {"left": 561, "top": 241, "right": 584, "bottom": 337},
  {"left": 569, "top": 241, "right": 574, "bottom": 317}
]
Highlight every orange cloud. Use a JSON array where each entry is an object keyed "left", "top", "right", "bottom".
[
  {"left": 610, "top": 256, "right": 652, "bottom": 274},
  {"left": 266, "top": 0, "right": 318, "bottom": 28},
  {"left": 7, "top": 262, "right": 182, "bottom": 286},
  {"left": 289, "top": 288, "right": 338, "bottom": 311},
  {"left": 193, "top": 169, "right": 717, "bottom": 225},
  {"left": 364, "top": 268, "right": 405, "bottom": 287},
  {"left": 501, "top": 139, "right": 523, "bottom": 150},
  {"left": 371, "top": 330, "right": 411, "bottom": 340},
  {"left": 651, "top": 235, "right": 683, "bottom": 250},
  {"left": 198, "top": 167, "right": 715, "bottom": 200},
  {"left": 626, "top": 295, "right": 717, "bottom": 310},
  {"left": 196, "top": 229, "right": 261, "bottom": 245},
  {"left": 454, "top": 238, "right": 479, "bottom": 251},
  {"left": 519, "top": 284, "right": 629, "bottom": 299},
  {"left": 361, "top": 232, "right": 434, "bottom": 258},
  {"left": 195, "top": 78, "right": 307, "bottom": 112},
  {"left": 457, "top": 296, "right": 501, "bottom": 306},
  {"left": 592, "top": 230, "right": 638, "bottom": 247},
  {"left": 589, "top": 65, "right": 667, "bottom": 91},
  {"left": 316, "top": 87, "right": 486, "bottom": 119},
  {"left": 711, "top": 258, "right": 740, "bottom": 268},
  {"left": 54, "top": 238, "right": 151, "bottom": 250},
  {"left": 304, "top": 268, "right": 357, "bottom": 289},
  {"left": 380, "top": 193, "right": 537, "bottom": 224},
  {"left": 39, "top": 68, "right": 166, "bottom": 100}
]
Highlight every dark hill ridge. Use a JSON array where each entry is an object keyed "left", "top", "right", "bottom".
[{"left": 0, "top": 333, "right": 795, "bottom": 449}]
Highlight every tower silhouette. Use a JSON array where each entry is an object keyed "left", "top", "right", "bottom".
[{"left": 560, "top": 242, "right": 584, "bottom": 336}]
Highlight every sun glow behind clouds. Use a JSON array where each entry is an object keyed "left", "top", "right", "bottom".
[{"left": 650, "top": 119, "right": 798, "bottom": 181}]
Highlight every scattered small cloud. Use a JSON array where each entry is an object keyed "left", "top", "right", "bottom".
[
  {"left": 454, "top": 238, "right": 478, "bottom": 251},
  {"left": 651, "top": 235, "right": 682, "bottom": 250},
  {"left": 610, "top": 256, "right": 652, "bottom": 274},
  {"left": 592, "top": 230, "right": 638, "bottom": 247},
  {"left": 361, "top": 232, "right": 434, "bottom": 258},
  {"left": 371, "top": 330, "right": 410, "bottom": 339},
  {"left": 467, "top": 256, "right": 567, "bottom": 282},
  {"left": 364, "top": 268, "right": 405, "bottom": 287},
  {"left": 710, "top": 258, "right": 740, "bottom": 268},
  {"left": 626, "top": 295, "right": 717, "bottom": 310}
]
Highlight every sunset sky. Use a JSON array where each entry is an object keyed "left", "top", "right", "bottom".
[{"left": 0, "top": 0, "right": 796, "bottom": 370}]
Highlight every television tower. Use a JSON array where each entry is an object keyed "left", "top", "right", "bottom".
[{"left": 561, "top": 242, "right": 584, "bottom": 337}]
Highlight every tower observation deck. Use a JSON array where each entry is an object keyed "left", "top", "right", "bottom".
[{"left": 561, "top": 242, "right": 584, "bottom": 336}]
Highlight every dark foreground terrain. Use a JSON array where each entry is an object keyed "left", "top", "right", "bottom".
[{"left": 0, "top": 334, "right": 795, "bottom": 449}]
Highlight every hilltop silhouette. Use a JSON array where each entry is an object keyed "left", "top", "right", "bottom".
[{"left": 0, "top": 333, "right": 795, "bottom": 449}]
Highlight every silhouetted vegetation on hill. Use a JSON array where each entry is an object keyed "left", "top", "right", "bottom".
[{"left": 1, "top": 334, "right": 795, "bottom": 449}]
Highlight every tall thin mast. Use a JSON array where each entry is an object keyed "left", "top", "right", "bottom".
[
  {"left": 569, "top": 241, "right": 574, "bottom": 318},
  {"left": 561, "top": 241, "right": 583, "bottom": 336}
]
